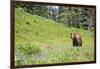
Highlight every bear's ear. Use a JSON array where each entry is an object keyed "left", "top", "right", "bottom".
[
  {"left": 70, "top": 33, "right": 73, "bottom": 39},
  {"left": 74, "top": 33, "right": 76, "bottom": 35}
]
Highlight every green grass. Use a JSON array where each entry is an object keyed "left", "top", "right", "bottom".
[{"left": 15, "top": 8, "right": 94, "bottom": 66}]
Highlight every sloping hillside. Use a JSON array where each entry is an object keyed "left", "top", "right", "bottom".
[
  {"left": 15, "top": 8, "right": 72, "bottom": 43},
  {"left": 15, "top": 8, "right": 94, "bottom": 66}
]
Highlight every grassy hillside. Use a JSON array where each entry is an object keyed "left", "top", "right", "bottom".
[{"left": 15, "top": 8, "right": 94, "bottom": 66}]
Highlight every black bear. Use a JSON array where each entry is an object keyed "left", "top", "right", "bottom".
[{"left": 70, "top": 32, "right": 82, "bottom": 46}]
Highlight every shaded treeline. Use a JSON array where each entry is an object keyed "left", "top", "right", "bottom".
[{"left": 15, "top": 3, "right": 95, "bottom": 30}]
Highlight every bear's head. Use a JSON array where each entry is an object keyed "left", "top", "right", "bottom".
[{"left": 70, "top": 33, "right": 76, "bottom": 39}]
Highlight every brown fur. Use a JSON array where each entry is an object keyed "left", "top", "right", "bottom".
[{"left": 70, "top": 32, "right": 82, "bottom": 46}]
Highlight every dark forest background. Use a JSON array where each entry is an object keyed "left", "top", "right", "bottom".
[{"left": 15, "top": 3, "right": 95, "bottom": 31}]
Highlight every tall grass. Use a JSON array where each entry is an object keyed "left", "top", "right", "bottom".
[{"left": 15, "top": 8, "right": 94, "bottom": 66}]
